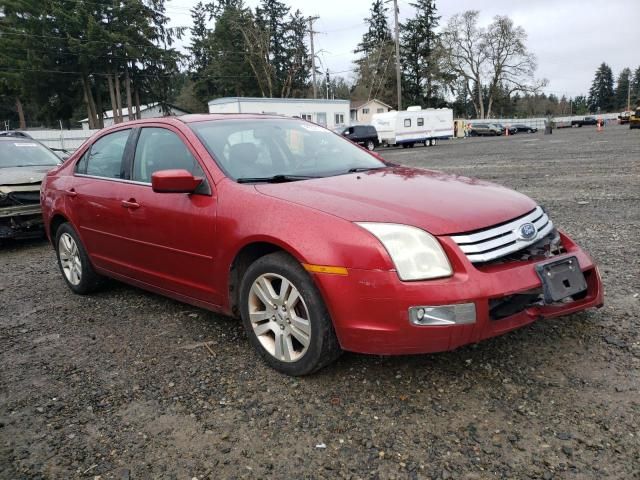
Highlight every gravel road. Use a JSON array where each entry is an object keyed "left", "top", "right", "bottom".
[{"left": 1, "top": 124, "right": 639, "bottom": 479}]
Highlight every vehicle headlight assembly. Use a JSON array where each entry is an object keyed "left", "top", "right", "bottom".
[{"left": 356, "top": 223, "right": 452, "bottom": 281}]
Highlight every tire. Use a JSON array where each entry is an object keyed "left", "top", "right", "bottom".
[
  {"left": 365, "top": 139, "right": 375, "bottom": 151},
  {"left": 55, "top": 222, "right": 103, "bottom": 294},
  {"left": 239, "top": 252, "right": 342, "bottom": 376}
]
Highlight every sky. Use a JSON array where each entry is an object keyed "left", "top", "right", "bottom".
[{"left": 164, "top": 0, "right": 639, "bottom": 98}]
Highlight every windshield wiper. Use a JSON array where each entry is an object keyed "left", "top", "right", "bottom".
[{"left": 236, "top": 174, "right": 318, "bottom": 184}]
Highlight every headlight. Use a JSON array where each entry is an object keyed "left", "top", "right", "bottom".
[{"left": 356, "top": 223, "right": 452, "bottom": 281}]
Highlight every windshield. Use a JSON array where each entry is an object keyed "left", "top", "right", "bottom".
[
  {"left": 191, "top": 118, "right": 385, "bottom": 181},
  {"left": 0, "top": 140, "right": 61, "bottom": 168}
]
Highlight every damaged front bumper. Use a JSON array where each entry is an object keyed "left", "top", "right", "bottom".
[{"left": 0, "top": 187, "right": 44, "bottom": 240}]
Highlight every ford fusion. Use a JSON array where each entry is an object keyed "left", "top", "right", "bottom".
[{"left": 40, "top": 115, "right": 603, "bottom": 375}]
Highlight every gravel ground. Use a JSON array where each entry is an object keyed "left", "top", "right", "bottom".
[{"left": 1, "top": 124, "right": 639, "bottom": 479}]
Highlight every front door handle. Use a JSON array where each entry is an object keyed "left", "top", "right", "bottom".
[
  {"left": 121, "top": 199, "right": 140, "bottom": 210},
  {"left": 64, "top": 188, "right": 77, "bottom": 198}
]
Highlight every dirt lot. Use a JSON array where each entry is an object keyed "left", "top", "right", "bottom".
[{"left": 1, "top": 124, "right": 639, "bottom": 479}]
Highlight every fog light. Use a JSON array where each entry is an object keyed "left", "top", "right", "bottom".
[{"left": 409, "top": 303, "right": 476, "bottom": 326}]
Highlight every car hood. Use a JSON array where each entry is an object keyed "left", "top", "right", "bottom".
[
  {"left": 255, "top": 167, "right": 537, "bottom": 236},
  {"left": 0, "top": 165, "right": 54, "bottom": 186}
]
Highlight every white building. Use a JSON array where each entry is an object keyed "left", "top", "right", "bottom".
[
  {"left": 207, "top": 97, "right": 350, "bottom": 130},
  {"left": 80, "top": 103, "right": 189, "bottom": 130}
]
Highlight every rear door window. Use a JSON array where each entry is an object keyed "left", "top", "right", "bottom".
[{"left": 78, "top": 129, "right": 131, "bottom": 178}]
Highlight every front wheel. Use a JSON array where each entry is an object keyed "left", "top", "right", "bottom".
[
  {"left": 55, "top": 223, "right": 103, "bottom": 294},
  {"left": 239, "top": 252, "right": 342, "bottom": 376}
]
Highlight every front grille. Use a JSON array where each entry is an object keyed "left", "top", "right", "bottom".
[
  {"left": 0, "top": 191, "right": 41, "bottom": 207},
  {"left": 450, "top": 206, "right": 554, "bottom": 263}
]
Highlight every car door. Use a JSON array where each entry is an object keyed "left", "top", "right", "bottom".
[
  {"left": 351, "top": 125, "right": 364, "bottom": 143},
  {"left": 71, "top": 128, "right": 135, "bottom": 273},
  {"left": 117, "top": 126, "right": 220, "bottom": 304}
]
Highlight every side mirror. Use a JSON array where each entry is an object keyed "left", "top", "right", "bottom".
[{"left": 151, "top": 169, "right": 202, "bottom": 193}]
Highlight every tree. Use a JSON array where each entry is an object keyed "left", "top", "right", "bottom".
[
  {"left": 352, "top": 0, "right": 397, "bottom": 107},
  {"left": 630, "top": 66, "right": 640, "bottom": 108},
  {"left": 441, "top": 11, "right": 487, "bottom": 118},
  {"left": 0, "top": 0, "right": 184, "bottom": 129},
  {"left": 572, "top": 96, "right": 589, "bottom": 115},
  {"left": 400, "top": 0, "right": 446, "bottom": 107},
  {"left": 441, "top": 11, "right": 542, "bottom": 119},
  {"left": 614, "top": 68, "right": 631, "bottom": 110},
  {"left": 483, "top": 15, "right": 543, "bottom": 118},
  {"left": 255, "top": 0, "right": 291, "bottom": 95},
  {"left": 588, "top": 62, "right": 615, "bottom": 113}
]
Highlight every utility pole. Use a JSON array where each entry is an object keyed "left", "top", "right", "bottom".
[
  {"left": 308, "top": 16, "right": 319, "bottom": 99},
  {"left": 326, "top": 69, "right": 330, "bottom": 100},
  {"left": 392, "top": 0, "right": 402, "bottom": 110}
]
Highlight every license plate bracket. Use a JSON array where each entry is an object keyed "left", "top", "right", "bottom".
[{"left": 535, "top": 256, "right": 587, "bottom": 304}]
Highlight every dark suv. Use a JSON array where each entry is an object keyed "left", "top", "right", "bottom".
[
  {"left": 469, "top": 123, "right": 502, "bottom": 136},
  {"left": 339, "top": 125, "right": 379, "bottom": 150}
]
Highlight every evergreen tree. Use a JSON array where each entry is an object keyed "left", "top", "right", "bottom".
[
  {"left": 573, "top": 95, "right": 589, "bottom": 115},
  {"left": 588, "top": 62, "right": 615, "bottom": 113},
  {"left": 631, "top": 66, "right": 640, "bottom": 108},
  {"left": 400, "top": 0, "right": 443, "bottom": 107},
  {"left": 614, "top": 68, "right": 631, "bottom": 110},
  {"left": 255, "top": 0, "right": 291, "bottom": 95},
  {"left": 353, "top": 0, "right": 397, "bottom": 107}
]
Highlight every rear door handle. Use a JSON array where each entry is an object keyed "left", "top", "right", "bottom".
[
  {"left": 64, "top": 188, "right": 77, "bottom": 198},
  {"left": 121, "top": 199, "right": 140, "bottom": 210}
]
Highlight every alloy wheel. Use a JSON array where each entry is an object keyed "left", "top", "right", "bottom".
[
  {"left": 58, "top": 232, "right": 82, "bottom": 285},
  {"left": 248, "top": 273, "right": 311, "bottom": 362}
]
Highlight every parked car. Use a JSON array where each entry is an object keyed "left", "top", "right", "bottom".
[
  {"left": 494, "top": 123, "right": 517, "bottom": 135},
  {"left": 469, "top": 123, "right": 502, "bottom": 136},
  {"left": 0, "top": 137, "right": 61, "bottom": 241},
  {"left": 512, "top": 124, "right": 538, "bottom": 133},
  {"left": 629, "top": 108, "right": 640, "bottom": 129},
  {"left": 338, "top": 124, "right": 379, "bottom": 150},
  {"left": 618, "top": 111, "right": 631, "bottom": 124},
  {"left": 571, "top": 116, "right": 598, "bottom": 127},
  {"left": 41, "top": 115, "right": 603, "bottom": 375}
]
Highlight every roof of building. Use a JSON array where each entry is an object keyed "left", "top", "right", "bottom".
[
  {"left": 208, "top": 97, "right": 349, "bottom": 106},
  {"left": 80, "top": 102, "right": 188, "bottom": 123},
  {"left": 350, "top": 98, "right": 393, "bottom": 110}
]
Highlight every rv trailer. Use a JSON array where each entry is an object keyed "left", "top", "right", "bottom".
[{"left": 371, "top": 107, "right": 454, "bottom": 147}]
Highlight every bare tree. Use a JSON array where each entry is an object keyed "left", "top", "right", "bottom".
[
  {"left": 484, "top": 15, "right": 545, "bottom": 117},
  {"left": 442, "top": 11, "right": 545, "bottom": 119},
  {"left": 441, "top": 11, "right": 487, "bottom": 118}
]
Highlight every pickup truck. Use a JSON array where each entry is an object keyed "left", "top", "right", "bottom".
[{"left": 571, "top": 116, "right": 598, "bottom": 127}]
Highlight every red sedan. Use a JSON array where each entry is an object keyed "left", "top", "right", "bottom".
[{"left": 40, "top": 115, "right": 603, "bottom": 375}]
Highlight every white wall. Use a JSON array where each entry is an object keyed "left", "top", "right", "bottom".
[
  {"left": 27, "top": 129, "right": 97, "bottom": 150},
  {"left": 208, "top": 99, "right": 350, "bottom": 130},
  {"left": 80, "top": 105, "right": 188, "bottom": 130}
]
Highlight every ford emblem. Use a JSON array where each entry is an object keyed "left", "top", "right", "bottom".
[{"left": 518, "top": 222, "right": 537, "bottom": 240}]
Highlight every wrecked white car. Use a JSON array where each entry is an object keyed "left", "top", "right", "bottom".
[{"left": 0, "top": 137, "right": 61, "bottom": 241}]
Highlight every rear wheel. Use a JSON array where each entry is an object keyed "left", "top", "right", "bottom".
[
  {"left": 365, "top": 139, "right": 375, "bottom": 151},
  {"left": 239, "top": 252, "right": 342, "bottom": 376},
  {"left": 55, "top": 223, "right": 103, "bottom": 294}
]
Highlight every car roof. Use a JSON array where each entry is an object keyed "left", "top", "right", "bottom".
[{"left": 93, "top": 113, "right": 308, "bottom": 134}]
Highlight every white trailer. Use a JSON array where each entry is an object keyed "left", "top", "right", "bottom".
[{"left": 371, "top": 107, "right": 454, "bottom": 147}]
